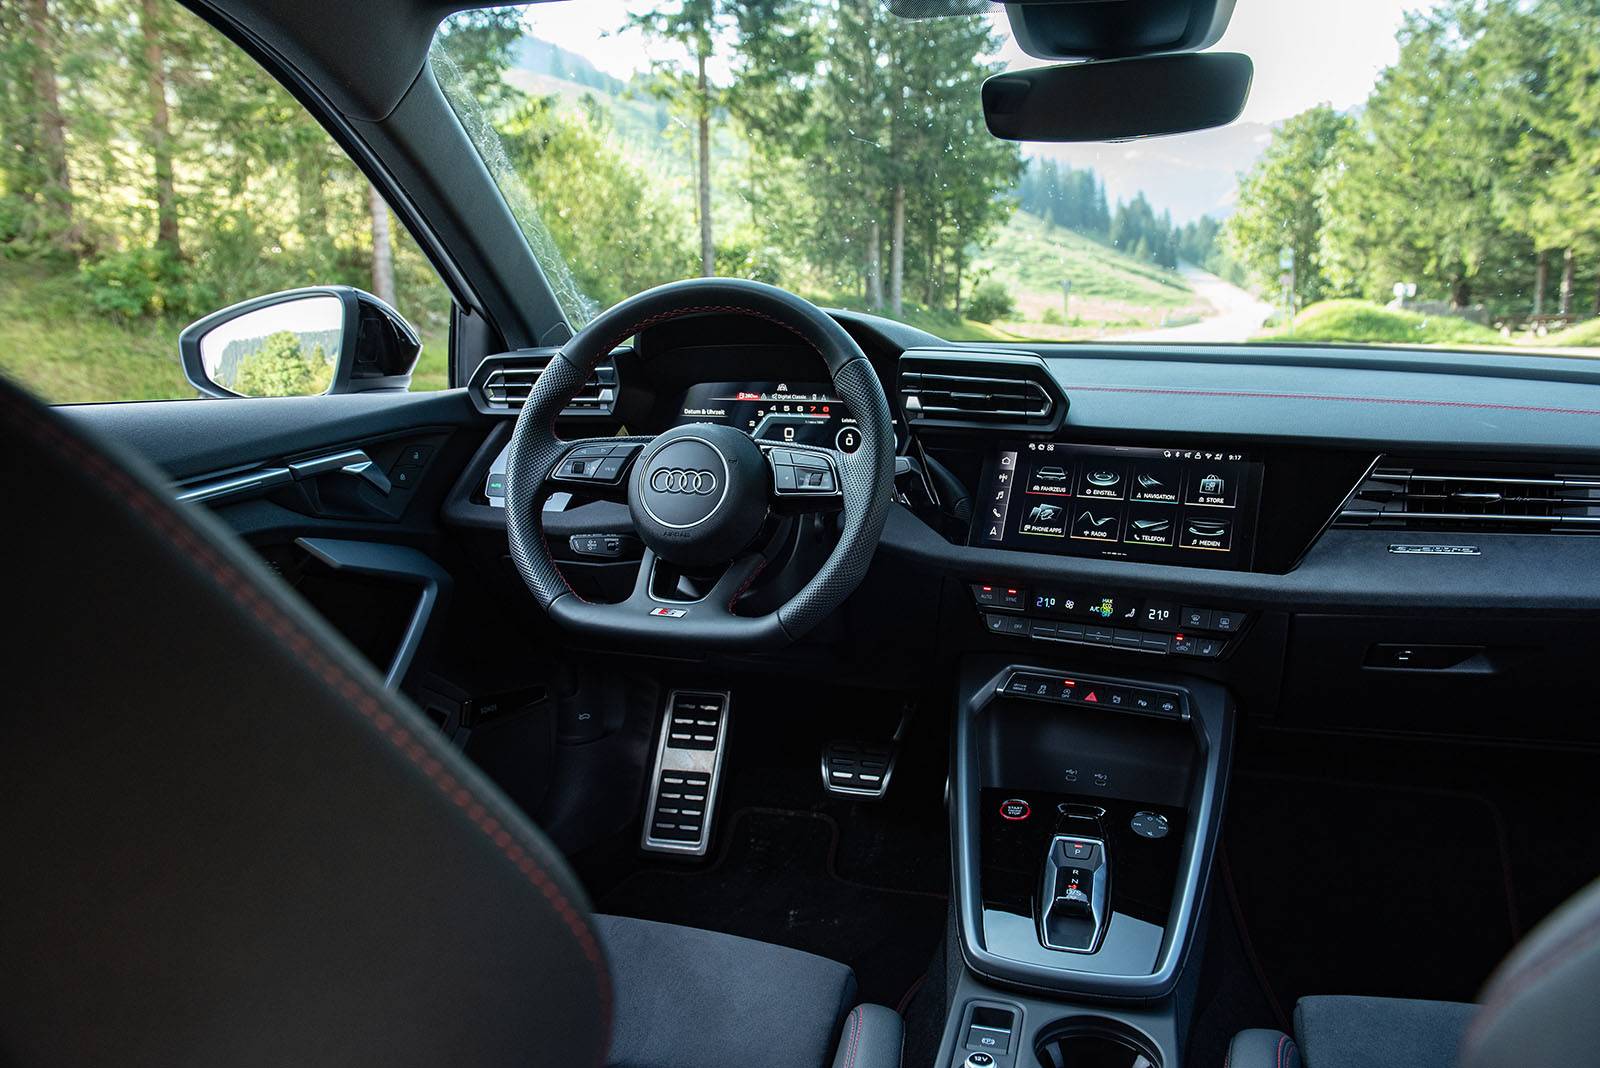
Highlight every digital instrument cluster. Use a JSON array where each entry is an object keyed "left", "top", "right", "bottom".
[{"left": 674, "top": 381, "right": 865, "bottom": 452}]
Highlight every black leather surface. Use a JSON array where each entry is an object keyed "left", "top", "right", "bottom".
[
  {"left": 1225, "top": 1028, "right": 1299, "bottom": 1068},
  {"left": 1461, "top": 876, "right": 1600, "bottom": 1068},
  {"left": 595, "top": 914, "right": 861, "bottom": 1068},
  {"left": 830, "top": 1004, "right": 904, "bottom": 1068},
  {"left": 0, "top": 376, "right": 611, "bottom": 1067}
]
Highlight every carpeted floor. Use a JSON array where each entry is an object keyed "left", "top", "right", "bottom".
[{"left": 599, "top": 805, "right": 948, "bottom": 1008}]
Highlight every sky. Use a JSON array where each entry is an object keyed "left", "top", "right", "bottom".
[{"left": 507, "top": 0, "right": 1445, "bottom": 127}]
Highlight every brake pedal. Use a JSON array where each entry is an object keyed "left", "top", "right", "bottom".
[{"left": 641, "top": 690, "right": 730, "bottom": 856}]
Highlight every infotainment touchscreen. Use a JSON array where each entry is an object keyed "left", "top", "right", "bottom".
[{"left": 971, "top": 442, "right": 1264, "bottom": 570}]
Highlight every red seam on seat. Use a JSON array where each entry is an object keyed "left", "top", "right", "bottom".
[
  {"left": 1274, "top": 1033, "right": 1288, "bottom": 1068},
  {"left": 1, "top": 391, "right": 613, "bottom": 1056},
  {"left": 843, "top": 1006, "right": 862, "bottom": 1068},
  {"left": 1062, "top": 383, "right": 1600, "bottom": 418}
]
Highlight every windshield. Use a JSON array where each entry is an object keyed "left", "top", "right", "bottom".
[{"left": 432, "top": 1, "right": 1600, "bottom": 356}]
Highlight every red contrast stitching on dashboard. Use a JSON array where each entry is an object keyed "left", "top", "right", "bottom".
[
  {"left": 0, "top": 388, "right": 614, "bottom": 1057},
  {"left": 1062, "top": 383, "right": 1600, "bottom": 417}
]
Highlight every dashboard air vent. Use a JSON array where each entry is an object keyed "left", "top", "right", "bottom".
[
  {"left": 1337, "top": 459, "right": 1600, "bottom": 534},
  {"left": 898, "top": 350, "right": 1062, "bottom": 432},
  {"left": 469, "top": 349, "right": 617, "bottom": 417}
]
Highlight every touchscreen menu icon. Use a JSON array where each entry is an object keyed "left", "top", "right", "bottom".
[
  {"left": 1130, "top": 460, "right": 1181, "bottom": 504},
  {"left": 984, "top": 450, "right": 1019, "bottom": 541},
  {"left": 1024, "top": 458, "right": 1072, "bottom": 497},
  {"left": 1071, "top": 505, "right": 1121, "bottom": 542},
  {"left": 1184, "top": 462, "right": 1240, "bottom": 508},
  {"left": 1124, "top": 505, "right": 1177, "bottom": 547},
  {"left": 1076, "top": 462, "right": 1126, "bottom": 500},
  {"left": 1019, "top": 500, "right": 1068, "bottom": 538},
  {"left": 1180, "top": 515, "right": 1234, "bottom": 551}
]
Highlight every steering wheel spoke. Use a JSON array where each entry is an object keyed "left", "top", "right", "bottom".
[
  {"left": 762, "top": 443, "right": 844, "bottom": 514},
  {"left": 543, "top": 437, "right": 644, "bottom": 504}
]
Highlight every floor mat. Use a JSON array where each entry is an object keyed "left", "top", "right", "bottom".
[
  {"left": 1225, "top": 773, "right": 1519, "bottom": 1010},
  {"left": 598, "top": 806, "right": 948, "bottom": 1008}
]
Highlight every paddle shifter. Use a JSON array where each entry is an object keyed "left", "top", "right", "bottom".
[{"left": 1039, "top": 805, "right": 1110, "bottom": 953}]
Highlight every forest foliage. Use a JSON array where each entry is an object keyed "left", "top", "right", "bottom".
[
  {"left": 3, "top": 0, "right": 1597, "bottom": 404},
  {"left": 1225, "top": 0, "right": 1600, "bottom": 322}
]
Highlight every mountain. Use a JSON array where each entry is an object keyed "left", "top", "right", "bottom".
[
  {"left": 512, "top": 36, "right": 628, "bottom": 97},
  {"left": 1029, "top": 121, "right": 1276, "bottom": 223}
]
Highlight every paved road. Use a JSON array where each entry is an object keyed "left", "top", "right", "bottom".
[{"left": 1115, "top": 263, "right": 1274, "bottom": 343}]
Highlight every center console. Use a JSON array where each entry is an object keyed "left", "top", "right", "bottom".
[{"left": 938, "top": 655, "right": 1235, "bottom": 1068}]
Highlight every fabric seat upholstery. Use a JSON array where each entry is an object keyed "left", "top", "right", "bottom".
[
  {"left": 598, "top": 915, "right": 860, "bottom": 1068},
  {"left": 1228, "top": 996, "right": 1476, "bottom": 1068},
  {"left": 0, "top": 372, "right": 902, "bottom": 1068},
  {"left": 1227, "top": 876, "right": 1600, "bottom": 1068}
]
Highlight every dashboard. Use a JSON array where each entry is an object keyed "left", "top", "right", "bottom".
[{"left": 437, "top": 306, "right": 1600, "bottom": 747}]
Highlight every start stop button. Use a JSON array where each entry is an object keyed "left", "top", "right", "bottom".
[{"left": 999, "top": 798, "right": 1031, "bottom": 821}]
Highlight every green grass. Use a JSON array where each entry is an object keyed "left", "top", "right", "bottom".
[
  {"left": 0, "top": 259, "right": 451, "bottom": 403},
  {"left": 0, "top": 258, "right": 194, "bottom": 403},
  {"left": 817, "top": 292, "right": 1021, "bottom": 343},
  {"left": 971, "top": 212, "right": 1204, "bottom": 339},
  {"left": 1258, "top": 299, "right": 1508, "bottom": 347},
  {"left": 1535, "top": 317, "right": 1600, "bottom": 349},
  {"left": 980, "top": 212, "right": 1195, "bottom": 309}
]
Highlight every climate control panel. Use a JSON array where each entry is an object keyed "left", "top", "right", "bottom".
[{"left": 971, "top": 582, "right": 1250, "bottom": 659}]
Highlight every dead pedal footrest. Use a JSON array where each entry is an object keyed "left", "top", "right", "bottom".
[{"left": 641, "top": 690, "right": 729, "bottom": 855}]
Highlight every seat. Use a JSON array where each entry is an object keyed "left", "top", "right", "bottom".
[
  {"left": 1226, "top": 875, "right": 1600, "bottom": 1068},
  {"left": 0, "top": 374, "right": 901, "bottom": 1068}
]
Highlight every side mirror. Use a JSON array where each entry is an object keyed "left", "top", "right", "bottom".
[{"left": 179, "top": 286, "right": 421, "bottom": 399}]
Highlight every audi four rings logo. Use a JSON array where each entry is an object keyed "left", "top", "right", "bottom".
[{"left": 650, "top": 468, "right": 719, "bottom": 495}]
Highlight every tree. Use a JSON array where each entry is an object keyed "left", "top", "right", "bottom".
[
  {"left": 1320, "top": 5, "right": 1517, "bottom": 309},
  {"left": 1224, "top": 105, "right": 1351, "bottom": 306},
  {"left": 368, "top": 182, "right": 395, "bottom": 305},
  {"left": 138, "top": 0, "right": 179, "bottom": 257},
  {"left": 628, "top": 1, "right": 724, "bottom": 277},
  {"left": 15, "top": 0, "right": 81, "bottom": 252},
  {"left": 233, "top": 331, "right": 330, "bottom": 397}
]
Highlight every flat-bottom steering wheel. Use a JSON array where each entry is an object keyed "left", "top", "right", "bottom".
[{"left": 504, "top": 278, "right": 896, "bottom": 651}]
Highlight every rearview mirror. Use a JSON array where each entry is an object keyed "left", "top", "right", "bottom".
[
  {"left": 179, "top": 286, "right": 421, "bottom": 399},
  {"left": 982, "top": 52, "right": 1253, "bottom": 142}
]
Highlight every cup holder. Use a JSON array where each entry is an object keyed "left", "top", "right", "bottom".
[{"left": 1035, "top": 1016, "right": 1162, "bottom": 1068}]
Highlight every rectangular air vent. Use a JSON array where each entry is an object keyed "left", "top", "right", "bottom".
[
  {"left": 469, "top": 349, "right": 617, "bottom": 417},
  {"left": 898, "top": 350, "right": 1062, "bottom": 432},
  {"left": 1337, "top": 459, "right": 1600, "bottom": 534}
]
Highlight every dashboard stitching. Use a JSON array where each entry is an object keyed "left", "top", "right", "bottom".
[{"left": 1062, "top": 384, "right": 1600, "bottom": 418}]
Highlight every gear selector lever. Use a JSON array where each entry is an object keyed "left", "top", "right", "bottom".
[{"left": 1039, "top": 807, "right": 1110, "bottom": 953}]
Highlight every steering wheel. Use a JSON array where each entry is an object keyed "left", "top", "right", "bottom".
[{"left": 504, "top": 278, "right": 896, "bottom": 651}]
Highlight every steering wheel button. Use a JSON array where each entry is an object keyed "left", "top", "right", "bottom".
[
  {"left": 594, "top": 456, "right": 625, "bottom": 481},
  {"left": 774, "top": 465, "right": 799, "bottom": 491},
  {"left": 792, "top": 452, "right": 830, "bottom": 470}
]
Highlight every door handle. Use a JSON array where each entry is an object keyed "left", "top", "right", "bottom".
[{"left": 288, "top": 449, "right": 392, "bottom": 495}]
